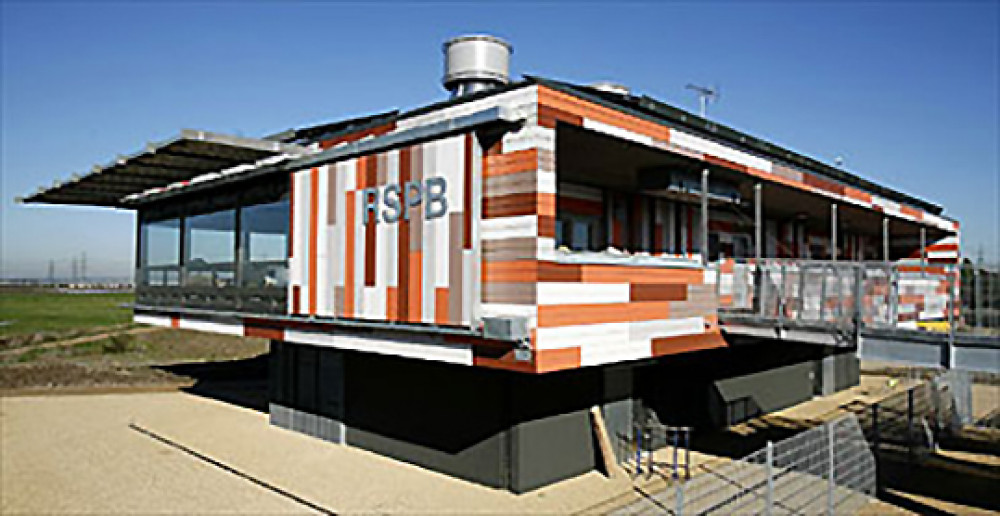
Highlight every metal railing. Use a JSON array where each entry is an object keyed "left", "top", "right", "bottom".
[
  {"left": 613, "top": 414, "right": 876, "bottom": 515},
  {"left": 631, "top": 423, "right": 692, "bottom": 481},
  {"left": 718, "top": 259, "right": 972, "bottom": 336},
  {"left": 961, "top": 262, "right": 1000, "bottom": 335}
]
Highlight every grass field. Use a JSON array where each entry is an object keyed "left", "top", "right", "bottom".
[{"left": 0, "top": 290, "right": 134, "bottom": 337}]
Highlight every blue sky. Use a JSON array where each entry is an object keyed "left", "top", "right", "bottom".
[{"left": 2, "top": 1, "right": 997, "bottom": 279}]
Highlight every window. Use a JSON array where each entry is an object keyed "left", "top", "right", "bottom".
[
  {"left": 186, "top": 209, "right": 236, "bottom": 287},
  {"left": 241, "top": 196, "right": 290, "bottom": 288},
  {"left": 556, "top": 215, "right": 599, "bottom": 251},
  {"left": 141, "top": 218, "right": 181, "bottom": 286},
  {"left": 136, "top": 176, "right": 288, "bottom": 314}
]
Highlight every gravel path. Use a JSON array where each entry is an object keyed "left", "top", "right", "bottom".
[{"left": 1, "top": 391, "right": 632, "bottom": 514}]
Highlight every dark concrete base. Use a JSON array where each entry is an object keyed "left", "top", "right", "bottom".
[
  {"left": 269, "top": 341, "right": 622, "bottom": 493},
  {"left": 268, "top": 338, "right": 859, "bottom": 492}
]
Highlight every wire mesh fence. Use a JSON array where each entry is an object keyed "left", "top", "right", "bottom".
[
  {"left": 613, "top": 414, "right": 876, "bottom": 515},
  {"left": 960, "top": 262, "right": 1000, "bottom": 335}
]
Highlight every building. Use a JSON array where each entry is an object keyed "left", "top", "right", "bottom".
[{"left": 20, "top": 36, "right": 960, "bottom": 492}]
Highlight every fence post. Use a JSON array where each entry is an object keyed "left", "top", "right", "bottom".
[
  {"left": 635, "top": 425, "right": 642, "bottom": 476},
  {"left": 974, "top": 265, "right": 983, "bottom": 328},
  {"left": 819, "top": 265, "right": 829, "bottom": 321},
  {"left": 779, "top": 263, "right": 788, "bottom": 323},
  {"left": 758, "top": 262, "right": 768, "bottom": 317},
  {"left": 765, "top": 440, "right": 774, "bottom": 516},
  {"left": 684, "top": 428, "right": 691, "bottom": 479},
  {"left": 854, "top": 265, "right": 865, "bottom": 345},
  {"left": 871, "top": 403, "right": 881, "bottom": 495},
  {"left": 827, "top": 423, "right": 836, "bottom": 516},
  {"left": 907, "top": 388, "right": 915, "bottom": 453},
  {"left": 890, "top": 267, "right": 899, "bottom": 328},
  {"left": 947, "top": 266, "right": 956, "bottom": 368},
  {"left": 672, "top": 428, "right": 679, "bottom": 479},
  {"left": 675, "top": 479, "right": 685, "bottom": 516}
]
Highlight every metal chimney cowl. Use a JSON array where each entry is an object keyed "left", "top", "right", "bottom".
[{"left": 442, "top": 35, "right": 512, "bottom": 97}]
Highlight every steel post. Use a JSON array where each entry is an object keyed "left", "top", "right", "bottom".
[
  {"left": 827, "top": 424, "right": 836, "bottom": 516},
  {"left": 831, "top": 204, "right": 838, "bottom": 261},
  {"left": 701, "top": 169, "right": 710, "bottom": 266},
  {"left": 975, "top": 266, "right": 983, "bottom": 328},
  {"left": 755, "top": 182, "right": 763, "bottom": 262},
  {"left": 819, "top": 265, "right": 829, "bottom": 321},
  {"left": 890, "top": 267, "right": 899, "bottom": 327},
  {"left": 920, "top": 227, "right": 927, "bottom": 278},
  {"left": 635, "top": 426, "right": 642, "bottom": 476},
  {"left": 672, "top": 429, "right": 679, "bottom": 479},
  {"left": 675, "top": 481, "right": 685, "bottom": 515},
  {"left": 948, "top": 266, "right": 956, "bottom": 367},
  {"left": 854, "top": 265, "right": 865, "bottom": 344},
  {"left": 882, "top": 217, "right": 890, "bottom": 261},
  {"left": 684, "top": 429, "right": 690, "bottom": 479},
  {"left": 779, "top": 263, "right": 787, "bottom": 323},
  {"left": 765, "top": 440, "right": 774, "bottom": 516},
  {"left": 907, "top": 388, "right": 915, "bottom": 454}
]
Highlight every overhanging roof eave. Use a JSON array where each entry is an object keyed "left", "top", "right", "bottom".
[{"left": 19, "top": 130, "right": 307, "bottom": 209}]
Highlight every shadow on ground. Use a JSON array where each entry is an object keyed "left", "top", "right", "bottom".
[
  {"left": 157, "top": 354, "right": 269, "bottom": 413},
  {"left": 878, "top": 449, "right": 1000, "bottom": 512}
]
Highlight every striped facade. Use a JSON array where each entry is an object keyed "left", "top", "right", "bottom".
[
  {"left": 134, "top": 82, "right": 960, "bottom": 374},
  {"left": 287, "top": 134, "right": 480, "bottom": 327}
]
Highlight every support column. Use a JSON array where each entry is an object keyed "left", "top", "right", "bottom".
[
  {"left": 882, "top": 217, "right": 890, "bottom": 261},
  {"left": 701, "top": 168, "right": 709, "bottom": 265},
  {"left": 830, "top": 204, "right": 838, "bottom": 261},
  {"left": 920, "top": 227, "right": 927, "bottom": 277},
  {"left": 755, "top": 182, "right": 763, "bottom": 262}
]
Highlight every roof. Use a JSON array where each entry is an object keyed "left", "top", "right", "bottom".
[
  {"left": 19, "top": 75, "right": 943, "bottom": 215},
  {"left": 18, "top": 130, "right": 306, "bottom": 208},
  {"left": 264, "top": 110, "right": 399, "bottom": 145},
  {"left": 526, "top": 76, "right": 943, "bottom": 215}
]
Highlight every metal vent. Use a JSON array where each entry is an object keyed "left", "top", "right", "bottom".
[{"left": 442, "top": 35, "right": 512, "bottom": 97}]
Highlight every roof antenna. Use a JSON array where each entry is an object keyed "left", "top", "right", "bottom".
[{"left": 686, "top": 83, "right": 718, "bottom": 118}]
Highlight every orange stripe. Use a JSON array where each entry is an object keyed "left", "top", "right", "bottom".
[
  {"left": 537, "top": 104, "right": 584, "bottom": 129},
  {"left": 483, "top": 192, "right": 555, "bottom": 219},
  {"left": 170, "top": 316, "right": 180, "bottom": 329},
  {"left": 343, "top": 191, "right": 355, "bottom": 317},
  {"left": 538, "top": 302, "right": 671, "bottom": 327},
  {"left": 535, "top": 347, "right": 582, "bottom": 373},
  {"left": 408, "top": 251, "right": 422, "bottom": 323},
  {"left": 387, "top": 287, "right": 398, "bottom": 321},
  {"left": 651, "top": 332, "right": 727, "bottom": 357},
  {"left": 483, "top": 260, "right": 539, "bottom": 283},
  {"left": 463, "top": 133, "right": 473, "bottom": 249},
  {"left": 308, "top": 168, "right": 319, "bottom": 315},
  {"left": 363, "top": 157, "right": 377, "bottom": 287},
  {"left": 398, "top": 148, "right": 411, "bottom": 322},
  {"left": 244, "top": 325, "right": 284, "bottom": 340},
  {"left": 434, "top": 288, "right": 450, "bottom": 325},
  {"left": 900, "top": 205, "right": 923, "bottom": 220},
  {"left": 538, "top": 85, "right": 670, "bottom": 142},
  {"left": 483, "top": 149, "right": 539, "bottom": 177},
  {"left": 483, "top": 260, "right": 706, "bottom": 285}
]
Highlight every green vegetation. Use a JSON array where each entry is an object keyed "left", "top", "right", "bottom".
[{"left": 0, "top": 290, "right": 134, "bottom": 337}]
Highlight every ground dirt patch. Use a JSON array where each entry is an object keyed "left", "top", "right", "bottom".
[{"left": 0, "top": 328, "right": 269, "bottom": 393}]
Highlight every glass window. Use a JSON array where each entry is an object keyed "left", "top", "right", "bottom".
[
  {"left": 240, "top": 197, "right": 289, "bottom": 288},
  {"left": 186, "top": 209, "right": 236, "bottom": 287},
  {"left": 141, "top": 218, "right": 181, "bottom": 286}
]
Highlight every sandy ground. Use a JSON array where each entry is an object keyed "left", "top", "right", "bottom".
[{"left": 1, "top": 391, "right": 634, "bottom": 515}]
